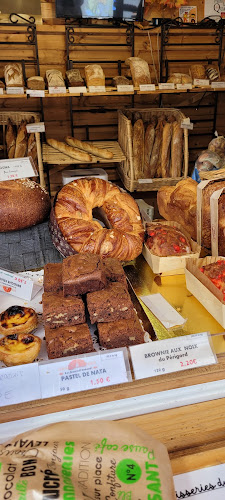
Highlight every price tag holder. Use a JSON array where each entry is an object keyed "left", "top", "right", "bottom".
[
  {"left": 26, "top": 122, "right": 45, "bottom": 133},
  {"left": 69, "top": 86, "right": 87, "bottom": 94},
  {"left": 158, "top": 83, "right": 175, "bottom": 90},
  {"left": 48, "top": 86, "right": 67, "bottom": 94},
  {"left": 0, "top": 268, "right": 36, "bottom": 300},
  {"left": 0, "top": 157, "right": 37, "bottom": 181},
  {"left": 88, "top": 85, "right": 106, "bottom": 93},
  {"left": 176, "top": 83, "right": 193, "bottom": 90},
  {"left": 39, "top": 348, "right": 131, "bottom": 399},
  {"left": 0, "top": 88, "right": 4, "bottom": 95},
  {"left": 26, "top": 89, "right": 45, "bottom": 98},
  {"left": 6, "top": 87, "right": 24, "bottom": 95},
  {"left": 211, "top": 82, "right": 225, "bottom": 89},
  {"left": 0, "top": 363, "right": 41, "bottom": 407},
  {"left": 117, "top": 84, "right": 134, "bottom": 92},
  {"left": 139, "top": 84, "right": 156, "bottom": 91},
  {"left": 129, "top": 332, "right": 217, "bottom": 380},
  {"left": 194, "top": 79, "right": 210, "bottom": 87}
]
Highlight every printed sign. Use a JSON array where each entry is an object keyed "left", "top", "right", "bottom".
[
  {"left": 179, "top": 6, "right": 197, "bottom": 23},
  {"left": 26, "top": 122, "right": 45, "bottom": 133},
  {"left": 0, "top": 269, "right": 34, "bottom": 300},
  {"left": 117, "top": 84, "right": 134, "bottom": 92},
  {"left": 0, "top": 88, "right": 4, "bottom": 95},
  {"left": 177, "top": 83, "right": 193, "bottom": 90},
  {"left": 69, "top": 86, "right": 87, "bottom": 93},
  {"left": 158, "top": 83, "right": 175, "bottom": 90},
  {"left": 205, "top": 0, "right": 225, "bottom": 18},
  {"left": 48, "top": 86, "right": 67, "bottom": 94},
  {"left": 88, "top": 86, "right": 106, "bottom": 93},
  {"left": 26, "top": 89, "right": 45, "bottom": 97},
  {"left": 0, "top": 363, "right": 41, "bottom": 407},
  {"left": 39, "top": 349, "right": 131, "bottom": 398},
  {"left": 194, "top": 79, "right": 210, "bottom": 87},
  {"left": 0, "top": 157, "right": 37, "bottom": 181},
  {"left": 129, "top": 332, "right": 217, "bottom": 380},
  {"left": 211, "top": 81, "right": 225, "bottom": 89},
  {"left": 139, "top": 84, "right": 156, "bottom": 91},
  {"left": 6, "top": 87, "right": 24, "bottom": 95}
]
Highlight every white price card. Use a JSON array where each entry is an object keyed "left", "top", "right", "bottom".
[
  {"left": 129, "top": 332, "right": 217, "bottom": 380},
  {"left": 158, "top": 83, "right": 175, "bottom": 90},
  {"left": 0, "top": 157, "right": 37, "bottom": 181},
  {"left": 138, "top": 178, "right": 153, "bottom": 184},
  {"left": 139, "top": 84, "right": 156, "bottom": 91},
  {"left": 88, "top": 85, "right": 106, "bottom": 93},
  {"left": 0, "top": 268, "right": 35, "bottom": 300},
  {"left": 117, "top": 84, "right": 134, "bottom": 92},
  {"left": 6, "top": 87, "right": 24, "bottom": 95},
  {"left": 26, "top": 122, "right": 45, "bottom": 133},
  {"left": 26, "top": 89, "right": 45, "bottom": 97},
  {"left": 181, "top": 118, "right": 194, "bottom": 130},
  {"left": 140, "top": 293, "right": 187, "bottom": 329},
  {"left": 176, "top": 83, "right": 193, "bottom": 90},
  {"left": 39, "top": 348, "right": 131, "bottom": 398},
  {"left": 0, "top": 88, "right": 4, "bottom": 95},
  {"left": 0, "top": 363, "right": 41, "bottom": 407},
  {"left": 48, "top": 86, "right": 67, "bottom": 94},
  {"left": 211, "top": 81, "right": 225, "bottom": 89},
  {"left": 69, "top": 86, "right": 87, "bottom": 93},
  {"left": 194, "top": 79, "right": 210, "bottom": 87}
]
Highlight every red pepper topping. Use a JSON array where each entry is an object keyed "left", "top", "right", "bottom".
[
  {"left": 180, "top": 237, "right": 186, "bottom": 243},
  {"left": 149, "top": 231, "right": 155, "bottom": 236},
  {"left": 173, "top": 244, "right": 181, "bottom": 252},
  {"left": 200, "top": 267, "right": 204, "bottom": 272}
]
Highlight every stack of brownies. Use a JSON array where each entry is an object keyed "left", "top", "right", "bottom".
[{"left": 42, "top": 253, "right": 145, "bottom": 360}]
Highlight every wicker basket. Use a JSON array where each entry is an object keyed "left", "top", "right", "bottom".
[
  {"left": 0, "top": 111, "right": 45, "bottom": 188},
  {"left": 117, "top": 108, "right": 189, "bottom": 192}
]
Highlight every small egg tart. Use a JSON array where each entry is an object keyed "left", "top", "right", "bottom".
[
  {"left": 0, "top": 333, "right": 41, "bottom": 366},
  {"left": 0, "top": 305, "right": 38, "bottom": 336}
]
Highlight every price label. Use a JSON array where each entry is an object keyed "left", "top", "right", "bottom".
[
  {"left": 129, "top": 332, "right": 217, "bottom": 380},
  {"left": 88, "top": 85, "right": 106, "bottom": 93},
  {"left": 0, "top": 88, "right": 4, "bottom": 95},
  {"left": 117, "top": 84, "right": 134, "bottom": 92},
  {"left": 139, "top": 84, "right": 156, "bottom": 91},
  {"left": 181, "top": 118, "right": 194, "bottom": 130},
  {"left": 0, "top": 268, "right": 34, "bottom": 300},
  {"left": 26, "top": 122, "right": 45, "bottom": 133},
  {"left": 211, "top": 81, "right": 225, "bottom": 89},
  {"left": 194, "top": 79, "right": 210, "bottom": 87},
  {"left": 39, "top": 348, "right": 131, "bottom": 398},
  {"left": 138, "top": 178, "right": 153, "bottom": 184},
  {"left": 6, "top": 87, "right": 24, "bottom": 95},
  {"left": 48, "top": 86, "right": 67, "bottom": 94},
  {"left": 69, "top": 86, "right": 87, "bottom": 94},
  {"left": 26, "top": 89, "right": 45, "bottom": 97},
  {"left": 0, "top": 157, "right": 37, "bottom": 181},
  {"left": 176, "top": 83, "right": 193, "bottom": 90},
  {"left": 158, "top": 83, "right": 175, "bottom": 90},
  {"left": 0, "top": 363, "right": 41, "bottom": 407}
]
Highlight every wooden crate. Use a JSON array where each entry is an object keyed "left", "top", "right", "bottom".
[
  {"left": 117, "top": 108, "right": 189, "bottom": 192},
  {"left": 0, "top": 111, "right": 45, "bottom": 188}
]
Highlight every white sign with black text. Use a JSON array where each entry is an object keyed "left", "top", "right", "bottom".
[
  {"left": 0, "top": 157, "right": 37, "bottom": 181},
  {"left": 0, "top": 363, "right": 41, "bottom": 407}
]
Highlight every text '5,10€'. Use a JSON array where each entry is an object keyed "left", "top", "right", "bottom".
[{"left": 129, "top": 333, "right": 217, "bottom": 379}]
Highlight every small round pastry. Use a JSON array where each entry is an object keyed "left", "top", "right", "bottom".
[
  {"left": 0, "top": 305, "right": 38, "bottom": 336},
  {"left": 0, "top": 333, "right": 41, "bottom": 366}
]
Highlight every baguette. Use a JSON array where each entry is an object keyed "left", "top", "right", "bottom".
[
  {"left": 65, "top": 136, "right": 113, "bottom": 159},
  {"left": 133, "top": 119, "right": 144, "bottom": 180},
  {"left": 14, "top": 120, "right": 28, "bottom": 158},
  {"left": 143, "top": 123, "right": 155, "bottom": 178},
  {"left": 161, "top": 122, "right": 172, "bottom": 178},
  {"left": 170, "top": 122, "right": 183, "bottom": 177},
  {"left": 150, "top": 118, "right": 164, "bottom": 178},
  {"left": 47, "top": 138, "right": 92, "bottom": 162},
  {"left": 28, "top": 133, "right": 37, "bottom": 168},
  {"left": 6, "top": 118, "right": 16, "bottom": 159}
]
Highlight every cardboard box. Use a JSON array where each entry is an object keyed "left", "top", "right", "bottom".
[{"left": 143, "top": 220, "right": 201, "bottom": 276}]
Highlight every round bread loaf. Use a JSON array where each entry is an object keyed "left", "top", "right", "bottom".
[
  {"left": 0, "top": 179, "right": 51, "bottom": 232},
  {"left": 54, "top": 178, "right": 144, "bottom": 261}
]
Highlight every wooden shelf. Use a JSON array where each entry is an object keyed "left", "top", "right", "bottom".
[{"left": 42, "top": 141, "right": 125, "bottom": 164}]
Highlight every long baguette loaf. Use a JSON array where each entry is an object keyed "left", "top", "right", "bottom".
[
  {"left": 170, "top": 122, "right": 183, "bottom": 177},
  {"left": 15, "top": 120, "right": 28, "bottom": 158},
  {"left": 143, "top": 123, "right": 155, "bottom": 178},
  {"left": 133, "top": 119, "right": 144, "bottom": 180},
  {"left": 6, "top": 118, "right": 16, "bottom": 159},
  {"left": 47, "top": 139, "right": 92, "bottom": 162},
  {"left": 150, "top": 118, "right": 164, "bottom": 178},
  {"left": 161, "top": 122, "right": 172, "bottom": 178},
  {"left": 65, "top": 136, "right": 113, "bottom": 159}
]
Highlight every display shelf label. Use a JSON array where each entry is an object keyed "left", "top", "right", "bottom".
[
  {"left": 0, "top": 156, "right": 37, "bottom": 181},
  {"left": 0, "top": 88, "right": 4, "bottom": 95},
  {"left": 48, "top": 86, "right": 67, "bottom": 94},
  {"left": 194, "top": 79, "right": 210, "bottom": 87},
  {"left": 6, "top": 87, "right": 24, "bottom": 95},
  {"left": 181, "top": 118, "right": 194, "bottom": 130},
  {"left": 117, "top": 84, "right": 134, "bottom": 92},
  {"left": 129, "top": 332, "right": 217, "bottom": 380},
  {"left": 0, "top": 268, "right": 34, "bottom": 300},
  {"left": 139, "top": 84, "right": 156, "bottom": 91},
  {"left": 69, "top": 86, "right": 87, "bottom": 94},
  {"left": 158, "top": 83, "right": 175, "bottom": 90},
  {"left": 88, "top": 85, "right": 106, "bottom": 93},
  {"left": 0, "top": 363, "right": 41, "bottom": 407},
  {"left": 39, "top": 348, "right": 131, "bottom": 398},
  {"left": 138, "top": 178, "right": 153, "bottom": 184},
  {"left": 26, "top": 89, "right": 45, "bottom": 97},
  {"left": 211, "top": 81, "right": 225, "bottom": 89},
  {"left": 176, "top": 83, "right": 193, "bottom": 90},
  {"left": 26, "top": 122, "right": 45, "bottom": 133}
]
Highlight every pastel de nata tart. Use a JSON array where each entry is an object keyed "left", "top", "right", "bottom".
[
  {"left": 0, "top": 305, "right": 38, "bottom": 336},
  {"left": 0, "top": 333, "right": 41, "bottom": 366}
]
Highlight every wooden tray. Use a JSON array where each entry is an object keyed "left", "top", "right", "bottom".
[{"left": 42, "top": 141, "right": 125, "bottom": 165}]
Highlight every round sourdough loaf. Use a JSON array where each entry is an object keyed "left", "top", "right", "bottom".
[
  {"left": 54, "top": 178, "right": 144, "bottom": 261},
  {"left": 0, "top": 178, "right": 51, "bottom": 232}
]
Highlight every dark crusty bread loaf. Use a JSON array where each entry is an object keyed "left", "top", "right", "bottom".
[{"left": 0, "top": 179, "right": 51, "bottom": 232}]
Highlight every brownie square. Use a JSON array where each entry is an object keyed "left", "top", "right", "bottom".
[
  {"left": 45, "top": 323, "right": 94, "bottom": 359},
  {"left": 87, "top": 282, "right": 133, "bottom": 324},
  {"left": 62, "top": 253, "right": 107, "bottom": 296},
  {"left": 42, "top": 291, "right": 85, "bottom": 328},
  {"left": 98, "top": 310, "right": 145, "bottom": 348},
  {"left": 102, "top": 257, "right": 127, "bottom": 288},
  {"left": 44, "top": 263, "right": 62, "bottom": 293}
]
